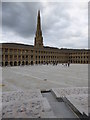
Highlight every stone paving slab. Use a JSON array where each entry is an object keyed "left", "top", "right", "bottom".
[
  {"left": 2, "top": 64, "right": 88, "bottom": 91},
  {"left": 2, "top": 98, "right": 56, "bottom": 118},
  {"left": 2, "top": 89, "right": 42, "bottom": 104},
  {"left": 65, "top": 94, "right": 88, "bottom": 116},
  {"left": 51, "top": 87, "right": 88, "bottom": 98}
]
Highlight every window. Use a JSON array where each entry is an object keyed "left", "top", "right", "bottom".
[
  {"left": 31, "top": 55, "right": 33, "bottom": 59},
  {"left": 18, "top": 55, "right": 21, "bottom": 58},
  {"left": 31, "top": 50, "right": 33, "bottom": 53},
  {"left": 14, "top": 55, "right": 17, "bottom": 58},
  {"left": 5, "top": 48, "right": 8, "bottom": 52},
  {"left": 22, "top": 55, "right": 24, "bottom": 58},
  {"left": 5, "top": 55, "right": 8, "bottom": 59},
  {"left": 26, "top": 55, "right": 28, "bottom": 58},
  {"left": 10, "top": 55, "right": 13, "bottom": 58},
  {"left": 10, "top": 49, "right": 13, "bottom": 52},
  {"left": 14, "top": 49, "right": 17, "bottom": 52}
]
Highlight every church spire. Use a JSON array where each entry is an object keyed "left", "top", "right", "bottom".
[
  {"left": 34, "top": 10, "right": 43, "bottom": 48},
  {"left": 37, "top": 10, "right": 41, "bottom": 32}
]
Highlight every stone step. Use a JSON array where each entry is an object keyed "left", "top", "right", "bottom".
[
  {"left": 49, "top": 101, "right": 77, "bottom": 118},
  {"left": 42, "top": 92, "right": 77, "bottom": 118}
]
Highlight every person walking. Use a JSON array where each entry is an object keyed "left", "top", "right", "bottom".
[{"left": 68, "top": 61, "right": 70, "bottom": 67}]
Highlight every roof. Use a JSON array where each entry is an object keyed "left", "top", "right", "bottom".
[
  {"left": 0, "top": 43, "right": 89, "bottom": 51},
  {"left": 1, "top": 43, "right": 34, "bottom": 49}
]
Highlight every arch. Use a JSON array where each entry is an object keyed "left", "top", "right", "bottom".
[
  {"left": 36, "top": 61, "right": 37, "bottom": 64},
  {"left": 10, "top": 61, "right": 13, "bottom": 66},
  {"left": 5, "top": 61, "right": 8, "bottom": 66},
  {"left": 18, "top": 61, "right": 21, "bottom": 66},
  {"left": 26, "top": 61, "right": 28, "bottom": 65},
  {"left": 78, "top": 61, "right": 80, "bottom": 63},
  {"left": 22, "top": 61, "right": 24, "bottom": 65},
  {"left": 1, "top": 62, "right": 3, "bottom": 66},
  {"left": 47, "top": 62, "right": 48, "bottom": 65},
  {"left": 14, "top": 61, "right": 17, "bottom": 66},
  {"left": 31, "top": 61, "right": 33, "bottom": 65},
  {"left": 81, "top": 60, "right": 82, "bottom": 64},
  {"left": 39, "top": 61, "right": 40, "bottom": 64},
  {"left": 41, "top": 61, "right": 43, "bottom": 64}
]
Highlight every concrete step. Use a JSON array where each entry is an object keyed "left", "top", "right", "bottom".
[
  {"left": 49, "top": 101, "right": 77, "bottom": 118},
  {"left": 42, "top": 92, "right": 78, "bottom": 118}
]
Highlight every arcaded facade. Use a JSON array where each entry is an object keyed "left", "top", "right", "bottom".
[{"left": 0, "top": 10, "right": 90, "bottom": 66}]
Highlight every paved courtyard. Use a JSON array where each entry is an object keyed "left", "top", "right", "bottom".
[
  {"left": 0, "top": 64, "right": 89, "bottom": 118},
  {"left": 1, "top": 64, "right": 88, "bottom": 92}
]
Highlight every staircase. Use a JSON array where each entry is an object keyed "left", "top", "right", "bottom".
[{"left": 42, "top": 92, "right": 78, "bottom": 118}]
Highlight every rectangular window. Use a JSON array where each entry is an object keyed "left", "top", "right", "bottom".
[
  {"left": 10, "top": 55, "right": 13, "bottom": 58},
  {"left": 26, "top": 55, "right": 28, "bottom": 58},
  {"left": 22, "top": 56, "right": 24, "bottom": 58},
  {"left": 31, "top": 55, "right": 33, "bottom": 58},
  {"left": 5, "top": 48, "right": 8, "bottom": 52},
  {"left": 31, "top": 50, "right": 33, "bottom": 53}
]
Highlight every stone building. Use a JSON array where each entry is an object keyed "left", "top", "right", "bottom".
[{"left": 0, "top": 10, "right": 89, "bottom": 66}]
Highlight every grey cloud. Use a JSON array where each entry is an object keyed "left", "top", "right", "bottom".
[
  {"left": 2, "top": 2, "right": 43, "bottom": 38},
  {"left": 42, "top": 3, "right": 71, "bottom": 33},
  {"left": 2, "top": 2, "right": 71, "bottom": 38},
  {"left": 2, "top": 2, "right": 88, "bottom": 49}
]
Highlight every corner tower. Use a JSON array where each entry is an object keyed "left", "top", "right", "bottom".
[{"left": 34, "top": 10, "right": 43, "bottom": 48}]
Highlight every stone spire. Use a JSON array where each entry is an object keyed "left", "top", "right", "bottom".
[{"left": 34, "top": 10, "right": 43, "bottom": 48}]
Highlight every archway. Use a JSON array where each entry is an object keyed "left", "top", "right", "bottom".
[
  {"left": 78, "top": 61, "right": 80, "bottom": 63},
  {"left": 36, "top": 61, "right": 37, "bottom": 64},
  {"left": 31, "top": 61, "right": 33, "bottom": 65},
  {"left": 10, "top": 61, "right": 13, "bottom": 66},
  {"left": 26, "top": 61, "right": 28, "bottom": 65},
  {"left": 41, "top": 61, "right": 43, "bottom": 64},
  {"left": 81, "top": 60, "right": 82, "bottom": 64},
  {"left": 39, "top": 61, "right": 40, "bottom": 64},
  {"left": 1, "top": 62, "right": 3, "bottom": 66},
  {"left": 5, "top": 61, "right": 8, "bottom": 66},
  {"left": 22, "top": 61, "right": 24, "bottom": 65},
  {"left": 18, "top": 61, "right": 21, "bottom": 66},
  {"left": 14, "top": 61, "right": 17, "bottom": 66}
]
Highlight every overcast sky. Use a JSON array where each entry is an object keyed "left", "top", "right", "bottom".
[{"left": 2, "top": 2, "right": 88, "bottom": 49}]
